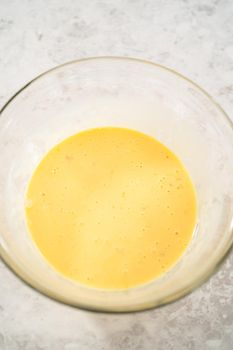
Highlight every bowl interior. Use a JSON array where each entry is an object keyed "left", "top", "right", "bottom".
[{"left": 0, "top": 57, "right": 232, "bottom": 312}]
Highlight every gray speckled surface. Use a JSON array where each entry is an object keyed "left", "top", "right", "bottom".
[{"left": 0, "top": 0, "right": 233, "bottom": 349}]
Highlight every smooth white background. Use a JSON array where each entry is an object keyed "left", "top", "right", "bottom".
[{"left": 0, "top": 0, "right": 232, "bottom": 349}]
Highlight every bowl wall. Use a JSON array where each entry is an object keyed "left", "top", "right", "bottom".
[{"left": 0, "top": 57, "right": 232, "bottom": 312}]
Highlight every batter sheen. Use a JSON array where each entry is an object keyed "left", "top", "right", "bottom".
[{"left": 25, "top": 127, "right": 197, "bottom": 289}]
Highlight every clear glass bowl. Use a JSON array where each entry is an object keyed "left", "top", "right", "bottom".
[{"left": 0, "top": 57, "right": 232, "bottom": 312}]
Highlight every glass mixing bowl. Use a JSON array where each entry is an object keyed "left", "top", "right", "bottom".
[{"left": 0, "top": 57, "right": 232, "bottom": 312}]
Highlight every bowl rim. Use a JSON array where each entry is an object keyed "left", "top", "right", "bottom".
[{"left": 0, "top": 56, "right": 232, "bottom": 313}]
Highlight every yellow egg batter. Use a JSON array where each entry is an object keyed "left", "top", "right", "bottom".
[{"left": 25, "top": 127, "right": 197, "bottom": 289}]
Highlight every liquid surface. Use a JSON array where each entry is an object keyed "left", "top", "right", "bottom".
[{"left": 25, "top": 127, "right": 197, "bottom": 289}]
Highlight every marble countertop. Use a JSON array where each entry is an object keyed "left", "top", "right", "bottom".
[{"left": 0, "top": 0, "right": 232, "bottom": 349}]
